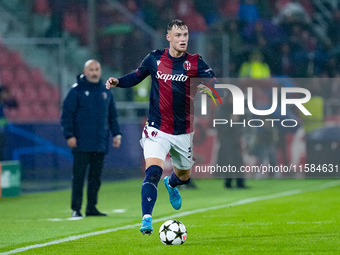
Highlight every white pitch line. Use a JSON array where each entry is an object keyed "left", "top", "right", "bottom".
[
  {"left": 112, "top": 209, "right": 126, "bottom": 213},
  {"left": 1, "top": 180, "right": 339, "bottom": 255}
]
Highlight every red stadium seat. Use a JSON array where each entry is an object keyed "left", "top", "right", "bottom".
[
  {"left": 49, "top": 85, "right": 61, "bottom": 104},
  {"left": 30, "top": 102, "right": 46, "bottom": 120},
  {"left": 0, "top": 43, "right": 9, "bottom": 53},
  {"left": 17, "top": 104, "right": 33, "bottom": 121},
  {"left": 30, "top": 67, "right": 45, "bottom": 84},
  {"left": 9, "top": 87, "right": 25, "bottom": 102},
  {"left": 0, "top": 52, "right": 9, "bottom": 68},
  {"left": 23, "top": 86, "right": 38, "bottom": 103},
  {"left": 30, "top": 82, "right": 42, "bottom": 91},
  {"left": 14, "top": 66, "right": 30, "bottom": 84},
  {"left": 8, "top": 51, "right": 23, "bottom": 69},
  {"left": 45, "top": 104, "right": 61, "bottom": 120},
  {"left": 37, "top": 85, "right": 53, "bottom": 103},
  {"left": 0, "top": 68, "right": 14, "bottom": 85}
]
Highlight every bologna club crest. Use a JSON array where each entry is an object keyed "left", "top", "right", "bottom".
[{"left": 183, "top": 60, "right": 191, "bottom": 71}]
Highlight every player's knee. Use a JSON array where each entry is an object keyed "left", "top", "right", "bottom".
[
  {"left": 144, "top": 165, "right": 163, "bottom": 184},
  {"left": 145, "top": 157, "right": 164, "bottom": 169}
]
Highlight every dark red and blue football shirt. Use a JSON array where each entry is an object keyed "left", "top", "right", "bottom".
[{"left": 117, "top": 48, "right": 216, "bottom": 135}]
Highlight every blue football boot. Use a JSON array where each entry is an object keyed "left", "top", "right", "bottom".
[
  {"left": 163, "top": 176, "right": 182, "bottom": 210},
  {"left": 140, "top": 216, "right": 153, "bottom": 235}
]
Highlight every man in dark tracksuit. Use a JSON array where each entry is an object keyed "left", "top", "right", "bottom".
[{"left": 61, "top": 60, "right": 121, "bottom": 218}]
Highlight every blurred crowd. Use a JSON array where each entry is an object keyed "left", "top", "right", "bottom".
[
  {"left": 29, "top": 0, "right": 340, "bottom": 80},
  {"left": 28, "top": 0, "right": 340, "bottom": 125}
]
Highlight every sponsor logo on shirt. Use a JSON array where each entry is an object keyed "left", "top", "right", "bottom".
[{"left": 155, "top": 71, "right": 189, "bottom": 82}]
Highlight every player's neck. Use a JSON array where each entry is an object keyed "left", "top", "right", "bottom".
[{"left": 168, "top": 48, "right": 184, "bottom": 58}]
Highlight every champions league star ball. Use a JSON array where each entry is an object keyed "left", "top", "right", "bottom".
[{"left": 159, "top": 220, "right": 187, "bottom": 245}]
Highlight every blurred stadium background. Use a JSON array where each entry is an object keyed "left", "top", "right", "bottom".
[{"left": 0, "top": 0, "right": 340, "bottom": 194}]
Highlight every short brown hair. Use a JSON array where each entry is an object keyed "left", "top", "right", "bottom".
[{"left": 167, "top": 19, "right": 188, "bottom": 31}]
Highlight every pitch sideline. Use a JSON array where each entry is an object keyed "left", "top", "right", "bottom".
[{"left": 1, "top": 180, "right": 339, "bottom": 255}]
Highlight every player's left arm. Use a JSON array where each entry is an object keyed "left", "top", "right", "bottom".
[{"left": 196, "top": 56, "right": 224, "bottom": 98}]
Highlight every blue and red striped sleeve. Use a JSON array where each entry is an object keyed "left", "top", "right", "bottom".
[
  {"left": 197, "top": 55, "right": 223, "bottom": 97},
  {"left": 197, "top": 55, "right": 216, "bottom": 79}
]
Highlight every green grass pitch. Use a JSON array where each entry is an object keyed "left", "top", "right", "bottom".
[{"left": 0, "top": 178, "right": 339, "bottom": 254}]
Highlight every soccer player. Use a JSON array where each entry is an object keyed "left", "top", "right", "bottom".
[{"left": 106, "top": 19, "right": 218, "bottom": 235}]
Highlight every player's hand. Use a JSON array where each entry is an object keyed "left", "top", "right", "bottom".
[
  {"left": 106, "top": 77, "right": 119, "bottom": 89},
  {"left": 113, "top": 134, "right": 122, "bottom": 148},
  {"left": 67, "top": 137, "right": 77, "bottom": 148},
  {"left": 197, "top": 84, "right": 212, "bottom": 94}
]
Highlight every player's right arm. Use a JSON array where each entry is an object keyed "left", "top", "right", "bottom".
[
  {"left": 106, "top": 77, "right": 119, "bottom": 89},
  {"left": 106, "top": 53, "right": 152, "bottom": 89},
  {"left": 196, "top": 56, "right": 224, "bottom": 98}
]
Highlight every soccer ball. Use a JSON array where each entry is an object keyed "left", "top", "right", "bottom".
[{"left": 159, "top": 220, "right": 187, "bottom": 245}]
